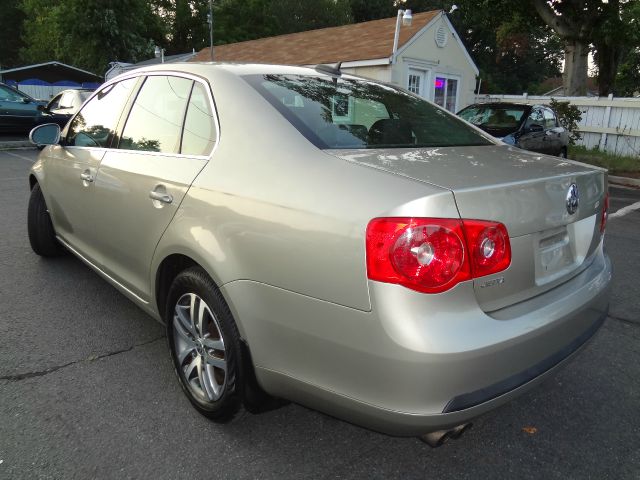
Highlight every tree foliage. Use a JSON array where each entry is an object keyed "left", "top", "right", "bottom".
[
  {"left": 532, "top": 0, "right": 640, "bottom": 96},
  {"left": 398, "top": 1, "right": 563, "bottom": 93},
  {"left": 6, "top": 0, "right": 638, "bottom": 96},
  {"left": 210, "top": 0, "right": 352, "bottom": 45},
  {"left": 0, "top": 1, "right": 26, "bottom": 68},
  {"left": 616, "top": 48, "right": 640, "bottom": 96},
  {"left": 550, "top": 98, "right": 583, "bottom": 145},
  {"left": 347, "top": 0, "right": 394, "bottom": 22},
  {"left": 601, "top": 0, "right": 640, "bottom": 96},
  {"left": 20, "top": 0, "right": 164, "bottom": 74}
]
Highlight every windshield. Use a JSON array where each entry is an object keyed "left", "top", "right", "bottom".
[
  {"left": 78, "top": 91, "right": 92, "bottom": 102},
  {"left": 0, "top": 84, "right": 30, "bottom": 102},
  {"left": 245, "top": 74, "right": 492, "bottom": 149},
  {"left": 458, "top": 105, "right": 527, "bottom": 131}
]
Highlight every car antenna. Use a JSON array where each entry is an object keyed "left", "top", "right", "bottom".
[{"left": 315, "top": 62, "right": 342, "bottom": 77}]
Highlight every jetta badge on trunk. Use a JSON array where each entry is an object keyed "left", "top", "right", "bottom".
[{"left": 566, "top": 183, "right": 579, "bottom": 215}]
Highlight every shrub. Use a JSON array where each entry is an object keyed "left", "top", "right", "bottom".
[{"left": 550, "top": 98, "right": 583, "bottom": 145}]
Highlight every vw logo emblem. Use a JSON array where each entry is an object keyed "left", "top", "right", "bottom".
[{"left": 566, "top": 183, "right": 579, "bottom": 215}]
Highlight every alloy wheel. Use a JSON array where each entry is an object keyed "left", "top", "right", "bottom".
[{"left": 173, "top": 293, "right": 227, "bottom": 403}]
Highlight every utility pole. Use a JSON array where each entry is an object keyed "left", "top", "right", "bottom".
[{"left": 208, "top": 0, "right": 214, "bottom": 61}]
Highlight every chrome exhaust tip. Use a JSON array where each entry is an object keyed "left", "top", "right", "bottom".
[{"left": 419, "top": 422, "right": 472, "bottom": 447}]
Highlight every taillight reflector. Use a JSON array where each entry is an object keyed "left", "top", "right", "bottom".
[
  {"left": 600, "top": 192, "right": 609, "bottom": 234},
  {"left": 366, "top": 217, "right": 511, "bottom": 294}
]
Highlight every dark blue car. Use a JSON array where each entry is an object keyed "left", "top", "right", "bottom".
[
  {"left": 458, "top": 102, "right": 570, "bottom": 158},
  {"left": 0, "top": 82, "right": 47, "bottom": 133}
]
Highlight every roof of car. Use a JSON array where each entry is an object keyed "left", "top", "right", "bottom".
[
  {"left": 130, "top": 62, "right": 334, "bottom": 76},
  {"left": 465, "top": 102, "right": 533, "bottom": 108}
]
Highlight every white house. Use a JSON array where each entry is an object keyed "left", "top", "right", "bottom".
[{"left": 192, "top": 10, "right": 479, "bottom": 112}]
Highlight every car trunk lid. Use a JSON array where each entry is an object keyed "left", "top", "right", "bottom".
[{"left": 328, "top": 145, "right": 607, "bottom": 311}]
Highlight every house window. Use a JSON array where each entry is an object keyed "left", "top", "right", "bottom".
[
  {"left": 407, "top": 68, "right": 428, "bottom": 97},
  {"left": 434, "top": 76, "right": 459, "bottom": 112}
]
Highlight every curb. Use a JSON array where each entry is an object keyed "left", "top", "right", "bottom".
[
  {"left": 0, "top": 141, "right": 33, "bottom": 150},
  {"left": 610, "top": 175, "right": 640, "bottom": 188}
]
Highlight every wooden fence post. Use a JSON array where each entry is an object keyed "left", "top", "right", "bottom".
[{"left": 599, "top": 93, "right": 614, "bottom": 151}]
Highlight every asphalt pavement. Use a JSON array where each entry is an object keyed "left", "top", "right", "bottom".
[{"left": 1, "top": 149, "right": 639, "bottom": 479}]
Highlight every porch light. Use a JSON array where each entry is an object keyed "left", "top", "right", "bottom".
[
  {"left": 392, "top": 9, "right": 413, "bottom": 62},
  {"left": 402, "top": 9, "right": 413, "bottom": 26}
]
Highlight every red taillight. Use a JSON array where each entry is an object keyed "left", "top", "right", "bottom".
[
  {"left": 600, "top": 192, "right": 609, "bottom": 234},
  {"left": 366, "top": 217, "right": 511, "bottom": 294},
  {"left": 462, "top": 220, "right": 511, "bottom": 278}
]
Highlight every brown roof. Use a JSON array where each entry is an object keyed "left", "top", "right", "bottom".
[{"left": 192, "top": 10, "right": 441, "bottom": 65}]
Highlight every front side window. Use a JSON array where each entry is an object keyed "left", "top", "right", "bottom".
[
  {"left": 543, "top": 108, "right": 557, "bottom": 129},
  {"left": 67, "top": 78, "right": 137, "bottom": 148},
  {"left": 245, "top": 74, "right": 491, "bottom": 149},
  {"left": 181, "top": 83, "right": 216, "bottom": 156},
  {"left": 119, "top": 76, "right": 193, "bottom": 153},
  {"left": 48, "top": 94, "right": 62, "bottom": 110},
  {"left": 525, "top": 108, "right": 544, "bottom": 129}
]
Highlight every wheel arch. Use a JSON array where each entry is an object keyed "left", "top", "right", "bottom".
[
  {"left": 153, "top": 251, "right": 237, "bottom": 332},
  {"left": 154, "top": 253, "right": 200, "bottom": 321},
  {"left": 29, "top": 174, "right": 37, "bottom": 190},
  {"left": 154, "top": 251, "right": 282, "bottom": 411}
]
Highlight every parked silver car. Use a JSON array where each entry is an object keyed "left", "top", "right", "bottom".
[
  {"left": 37, "top": 88, "right": 94, "bottom": 129},
  {"left": 28, "top": 64, "right": 611, "bottom": 445}
]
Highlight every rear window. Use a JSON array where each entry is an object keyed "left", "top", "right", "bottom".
[
  {"left": 459, "top": 105, "right": 527, "bottom": 129},
  {"left": 245, "top": 74, "right": 492, "bottom": 149}
]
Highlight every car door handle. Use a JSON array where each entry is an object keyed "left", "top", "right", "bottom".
[
  {"left": 149, "top": 190, "right": 173, "bottom": 204},
  {"left": 80, "top": 172, "right": 94, "bottom": 183}
]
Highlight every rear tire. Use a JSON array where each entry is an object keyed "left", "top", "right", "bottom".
[
  {"left": 166, "top": 267, "right": 243, "bottom": 422},
  {"left": 27, "top": 183, "right": 66, "bottom": 257}
]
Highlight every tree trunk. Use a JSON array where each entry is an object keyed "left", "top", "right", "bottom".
[
  {"left": 563, "top": 40, "right": 589, "bottom": 96},
  {"left": 595, "top": 42, "right": 623, "bottom": 96}
]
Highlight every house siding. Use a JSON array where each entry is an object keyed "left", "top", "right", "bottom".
[
  {"left": 341, "top": 65, "right": 392, "bottom": 83},
  {"left": 393, "top": 16, "right": 477, "bottom": 110}
]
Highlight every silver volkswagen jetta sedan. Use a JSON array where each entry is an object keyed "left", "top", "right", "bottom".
[{"left": 28, "top": 63, "right": 611, "bottom": 444}]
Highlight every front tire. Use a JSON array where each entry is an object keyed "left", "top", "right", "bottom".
[
  {"left": 166, "top": 267, "right": 243, "bottom": 421},
  {"left": 559, "top": 147, "right": 568, "bottom": 158},
  {"left": 27, "top": 183, "right": 66, "bottom": 257}
]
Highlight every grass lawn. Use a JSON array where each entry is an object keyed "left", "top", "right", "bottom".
[{"left": 568, "top": 146, "right": 640, "bottom": 178}]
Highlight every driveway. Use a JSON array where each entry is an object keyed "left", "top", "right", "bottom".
[{"left": 1, "top": 149, "right": 638, "bottom": 479}]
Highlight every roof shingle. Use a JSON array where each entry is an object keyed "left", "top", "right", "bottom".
[{"left": 192, "top": 10, "right": 440, "bottom": 65}]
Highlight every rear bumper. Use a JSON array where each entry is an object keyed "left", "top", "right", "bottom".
[
  {"left": 443, "top": 307, "right": 606, "bottom": 413},
  {"left": 224, "top": 249, "right": 611, "bottom": 436}
]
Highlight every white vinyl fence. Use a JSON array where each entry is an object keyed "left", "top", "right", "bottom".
[{"left": 475, "top": 93, "right": 640, "bottom": 157}]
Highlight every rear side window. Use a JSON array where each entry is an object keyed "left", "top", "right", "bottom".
[
  {"left": 181, "top": 82, "right": 216, "bottom": 156},
  {"left": 119, "top": 76, "right": 193, "bottom": 153},
  {"left": 67, "top": 78, "right": 136, "bottom": 148},
  {"left": 59, "top": 92, "right": 74, "bottom": 109},
  {"left": 244, "top": 74, "right": 491, "bottom": 149}
]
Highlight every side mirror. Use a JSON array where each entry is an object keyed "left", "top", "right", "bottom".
[
  {"left": 527, "top": 124, "right": 544, "bottom": 133},
  {"left": 30, "top": 123, "right": 61, "bottom": 146},
  {"left": 21, "top": 97, "right": 31, "bottom": 104},
  {"left": 37, "top": 104, "right": 47, "bottom": 112}
]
